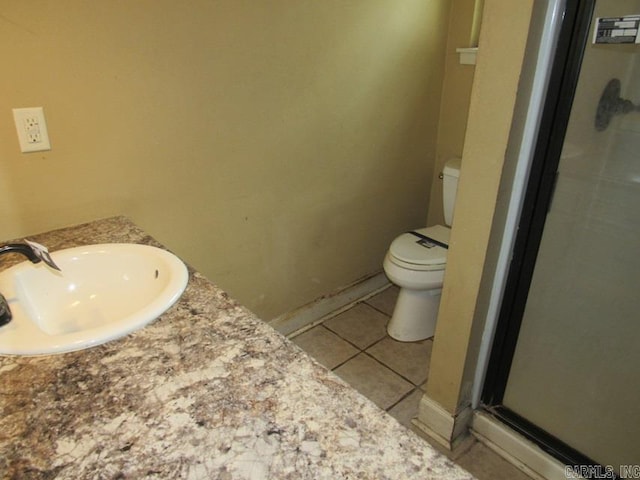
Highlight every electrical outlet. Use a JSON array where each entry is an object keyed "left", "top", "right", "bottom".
[{"left": 13, "top": 107, "right": 51, "bottom": 153}]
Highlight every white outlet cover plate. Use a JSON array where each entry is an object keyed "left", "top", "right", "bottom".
[{"left": 13, "top": 107, "right": 51, "bottom": 153}]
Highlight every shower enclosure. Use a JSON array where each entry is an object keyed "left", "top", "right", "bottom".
[{"left": 483, "top": 0, "right": 640, "bottom": 474}]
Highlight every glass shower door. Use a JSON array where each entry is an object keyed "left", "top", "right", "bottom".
[{"left": 501, "top": 1, "right": 640, "bottom": 470}]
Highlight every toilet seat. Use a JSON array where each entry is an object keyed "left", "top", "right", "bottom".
[{"left": 388, "top": 225, "right": 450, "bottom": 271}]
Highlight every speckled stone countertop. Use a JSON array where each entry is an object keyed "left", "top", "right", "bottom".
[{"left": 0, "top": 217, "right": 474, "bottom": 479}]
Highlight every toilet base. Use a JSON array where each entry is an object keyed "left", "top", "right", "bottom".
[{"left": 387, "top": 287, "right": 442, "bottom": 342}]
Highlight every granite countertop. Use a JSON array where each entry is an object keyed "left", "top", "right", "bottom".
[{"left": 0, "top": 217, "right": 474, "bottom": 479}]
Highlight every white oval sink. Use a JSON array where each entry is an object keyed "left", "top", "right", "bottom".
[{"left": 0, "top": 244, "right": 188, "bottom": 356}]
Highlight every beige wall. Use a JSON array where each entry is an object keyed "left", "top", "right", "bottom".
[
  {"left": 427, "top": 0, "right": 478, "bottom": 227},
  {"left": 1, "top": 1, "right": 452, "bottom": 319},
  {"left": 425, "top": 0, "right": 535, "bottom": 413}
]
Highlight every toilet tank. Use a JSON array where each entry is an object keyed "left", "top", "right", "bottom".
[{"left": 442, "top": 157, "right": 461, "bottom": 226}]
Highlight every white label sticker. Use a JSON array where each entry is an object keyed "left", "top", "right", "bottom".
[{"left": 594, "top": 16, "right": 640, "bottom": 44}]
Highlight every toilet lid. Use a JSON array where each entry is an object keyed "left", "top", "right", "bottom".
[{"left": 389, "top": 225, "right": 450, "bottom": 267}]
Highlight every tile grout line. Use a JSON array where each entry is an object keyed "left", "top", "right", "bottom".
[
  {"left": 385, "top": 386, "right": 422, "bottom": 413},
  {"left": 362, "top": 298, "right": 394, "bottom": 317},
  {"left": 361, "top": 350, "right": 422, "bottom": 388},
  {"left": 316, "top": 323, "right": 364, "bottom": 371},
  {"left": 319, "top": 308, "right": 426, "bottom": 389},
  {"left": 321, "top": 317, "right": 389, "bottom": 352},
  {"left": 286, "top": 287, "right": 391, "bottom": 339},
  {"left": 299, "top": 290, "right": 429, "bottom": 417},
  {"left": 320, "top": 315, "right": 430, "bottom": 386}
]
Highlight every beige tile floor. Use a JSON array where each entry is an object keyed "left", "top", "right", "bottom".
[{"left": 291, "top": 285, "right": 533, "bottom": 480}]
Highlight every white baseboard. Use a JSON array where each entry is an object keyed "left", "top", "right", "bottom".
[
  {"left": 471, "top": 411, "right": 569, "bottom": 480},
  {"left": 412, "top": 394, "right": 473, "bottom": 450},
  {"left": 270, "top": 272, "right": 390, "bottom": 337}
]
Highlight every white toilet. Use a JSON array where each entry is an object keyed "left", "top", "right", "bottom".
[{"left": 383, "top": 158, "right": 461, "bottom": 342}]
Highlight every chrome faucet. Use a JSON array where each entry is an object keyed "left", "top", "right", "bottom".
[
  {"left": 0, "top": 243, "right": 43, "bottom": 265},
  {"left": 0, "top": 241, "right": 61, "bottom": 327}
]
